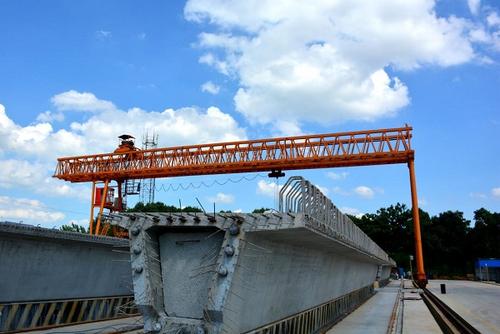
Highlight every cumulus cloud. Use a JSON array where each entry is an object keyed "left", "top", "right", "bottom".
[
  {"left": 354, "top": 186, "right": 375, "bottom": 199},
  {"left": 201, "top": 81, "right": 221, "bottom": 94},
  {"left": 327, "top": 171, "right": 348, "bottom": 180},
  {"left": 469, "top": 192, "right": 487, "bottom": 199},
  {"left": 256, "top": 180, "right": 282, "bottom": 197},
  {"left": 51, "top": 90, "right": 116, "bottom": 113},
  {"left": 0, "top": 195, "right": 65, "bottom": 223},
  {"left": 468, "top": 0, "right": 481, "bottom": 16},
  {"left": 0, "top": 159, "right": 89, "bottom": 200},
  {"left": 0, "top": 91, "right": 246, "bottom": 214},
  {"left": 185, "top": 0, "right": 486, "bottom": 132},
  {"left": 487, "top": 12, "right": 500, "bottom": 27},
  {"left": 315, "top": 185, "right": 329, "bottom": 197},
  {"left": 36, "top": 111, "right": 64, "bottom": 123},
  {"left": 340, "top": 206, "right": 364, "bottom": 218},
  {"left": 209, "top": 192, "right": 234, "bottom": 204},
  {"left": 1, "top": 94, "right": 246, "bottom": 161},
  {"left": 492, "top": 187, "right": 500, "bottom": 198}
]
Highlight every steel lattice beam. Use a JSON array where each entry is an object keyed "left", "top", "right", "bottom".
[{"left": 54, "top": 126, "right": 414, "bottom": 182}]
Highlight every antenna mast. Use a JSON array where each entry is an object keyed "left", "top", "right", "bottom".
[{"left": 140, "top": 131, "right": 159, "bottom": 204}]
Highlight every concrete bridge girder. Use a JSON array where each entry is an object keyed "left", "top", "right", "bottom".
[{"left": 111, "top": 212, "right": 395, "bottom": 333}]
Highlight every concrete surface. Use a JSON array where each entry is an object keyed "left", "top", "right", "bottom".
[
  {"left": 111, "top": 178, "right": 395, "bottom": 333},
  {"left": 0, "top": 221, "right": 132, "bottom": 302},
  {"left": 28, "top": 315, "right": 143, "bottom": 333},
  {"left": 402, "top": 282, "right": 441, "bottom": 334},
  {"left": 327, "top": 280, "right": 400, "bottom": 333},
  {"left": 112, "top": 210, "right": 394, "bottom": 333},
  {"left": 428, "top": 280, "right": 500, "bottom": 334}
]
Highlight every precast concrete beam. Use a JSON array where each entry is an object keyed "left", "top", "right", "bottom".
[
  {"left": 111, "top": 211, "right": 395, "bottom": 333},
  {"left": 0, "top": 221, "right": 132, "bottom": 303}
]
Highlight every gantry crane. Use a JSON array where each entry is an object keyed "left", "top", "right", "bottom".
[{"left": 53, "top": 125, "right": 427, "bottom": 286}]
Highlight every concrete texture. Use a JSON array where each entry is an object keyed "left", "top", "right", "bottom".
[
  {"left": 402, "top": 297, "right": 441, "bottom": 334},
  {"left": 111, "top": 212, "right": 394, "bottom": 333},
  {"left": 28, "top": 315, "right": 143, "bottom": 333},
  {"left": 0, "top": 221, "right": 132, "bottom": 302},
  {"left": 159, "top": 230, "right": 224, "bottom": 319},
  {"left": 428, "top": 280, "right": 500, "bottom": 334},
  {"left": 327, "top": 280, "right": 400, "bottom": 333},
  {"left": 109, "top": 177, "right": 395, "bottom": 333}
]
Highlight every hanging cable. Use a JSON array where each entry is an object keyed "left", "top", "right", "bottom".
[{"left": 154, "top": 173, "right": 267, "bottom": 192}]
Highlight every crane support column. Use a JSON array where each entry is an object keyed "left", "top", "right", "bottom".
[{"left": 408, "top": 158, "right": 427, "bottom": 287}]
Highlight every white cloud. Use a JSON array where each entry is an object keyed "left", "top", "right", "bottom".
[
  {"left": 0, "top": 92, "right": 246, "bottom": 205},
  {"left": 256, "top": 180, "right": 282, "bottom": 197},
  {"left": 315, "top": 185, "right": 329, "bottom": 197},
  {"left": 354, "top": 186, "right": 375, "bottom": 199},
  {"left": 209, "top": 192, "right": 234, "bottom": 204},
  {"left": 0, "top": 159, "right": 89, "bottom": 200},
  {"left": 487, "top": 12, "right": 500, "bottom": 27},
  {"left": 36, "top": 111, "right": 64, "bottom": 123},
  {"left": 340, "top": 206, "right": 364, "bottom": 218},
  {"left": 470, "top": 192, "right": 487, "bottom": 199},
  {"left": 468, "top": 0, "right": 481, "bottom": 16},
  {"left": 1, "top": 95, "right": 246, "bottom": 161},
  {"left": 201, "top": 81, "right": 221, "bottom": 94},
  {"left": 185, "top": 0, "right": 485, "bottom": 132},
  {"left": 51, "top": 90, "right": 116, "bottom": 113},
  {"left": 327, "top": 171, "right": 348, "bottom": 180},
  {"left": 332, "top": 186, "right": 350, "bottom": 196},
  {"left": 0, "top": 195, "right": 65, "bottom": 224},
  {"left": 492, "top": 187, "right": 500, "bottom": 198},
  {"left": 96, "top": 30, "right": 112, "bottom": 39}
]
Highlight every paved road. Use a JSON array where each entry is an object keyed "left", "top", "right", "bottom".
[{"left": 428, "top": 280, "right": 500, "bottom": 334}]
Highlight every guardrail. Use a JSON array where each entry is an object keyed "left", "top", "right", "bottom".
[{"left": 279, "top": 176, "right": 394, "bottom": 265}]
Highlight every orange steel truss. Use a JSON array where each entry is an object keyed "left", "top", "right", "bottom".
[
  {"left": 54, "top": 126, "right": 414, "bottom": 181},
  {"left": 53, "top": 125, "right": 427, "bottom": 286}
]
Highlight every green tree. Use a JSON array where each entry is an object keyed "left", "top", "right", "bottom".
[
  {"left": 468, "top": 208, "right": 500, "bottom": 260},
  {"left": 425, "top": 211, "right": 470, "bottom": 276},
  {"left": 252, "top": 207, "right": 271, "bottom": 213},
  {"left": 127, "top": 201, "right": 202, "bottom": 213},
  {"left": 60, "top": 222, "right": 88, "bottom": 233}
]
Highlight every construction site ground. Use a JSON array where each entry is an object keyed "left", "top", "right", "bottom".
[
  {"left": 27, "top": 279, "right": 500, "bottom": 334},
  {"left": 328, "top": 279, "right": 500, "bottom": 333}
]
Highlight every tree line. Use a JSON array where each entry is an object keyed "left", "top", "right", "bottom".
[{"left": 348, "top": 204, "right": 500, "bottom": 277}]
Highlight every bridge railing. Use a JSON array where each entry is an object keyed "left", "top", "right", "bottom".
[{"left": 279, "top": 176, "right": 394, "bottom": 264}]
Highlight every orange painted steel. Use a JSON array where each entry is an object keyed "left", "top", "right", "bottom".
[
  {"left": 54, "top": 126, "right": 414, "bottom": 182},
  {"left": 53, "top": 125, "right": 427, "bottom": 286}
]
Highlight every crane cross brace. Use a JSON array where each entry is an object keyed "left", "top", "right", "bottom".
[{"left": 54, "top": 126, "right": 414, "bottom": 182}]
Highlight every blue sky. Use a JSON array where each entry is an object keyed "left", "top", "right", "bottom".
[{"left": 0, "top": 0, "right": 499, "bottom": 227}]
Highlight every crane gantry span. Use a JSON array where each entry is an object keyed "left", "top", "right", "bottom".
[{"left": 54, "top": 125, "right": 427, "bottom": 286}]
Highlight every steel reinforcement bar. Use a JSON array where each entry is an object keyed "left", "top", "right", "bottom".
[
  {"left": 0, "top": 295, "right": 138, "bottom": 333},
  {"left": 54, "top": 126, "right": 413, "bottom": 182},
  {"left": 419, "top": 287, "right": 480, "bottom": 334}
]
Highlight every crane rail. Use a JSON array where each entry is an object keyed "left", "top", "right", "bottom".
[
  {"left": 54, "top": 126, "right": 414, "bottom": 182},
  {"left": 420, "top": 286, "right": 481, "bottom": 334}
]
